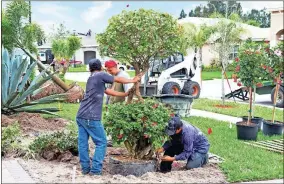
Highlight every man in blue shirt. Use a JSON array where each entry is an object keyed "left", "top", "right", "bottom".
[
  {"left": 76, "top": 58, "right": 140, "bottom": 176},
  {"left": 156, "top": 115, "right": 210, "bottom": 172}
]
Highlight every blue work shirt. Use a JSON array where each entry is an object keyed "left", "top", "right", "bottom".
[
  {"left": 77, "top": 71, "right": 114, "bottom": 120},
  {"left": 162, "top": 121, "right": 210, "bottom": 161}
]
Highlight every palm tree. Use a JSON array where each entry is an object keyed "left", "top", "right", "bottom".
[
  {"left": 210, "top": 12, "right": 247, "bottom": 105},
  {"left": 183, "top": 23, "right": 215, "bottom": 86}
]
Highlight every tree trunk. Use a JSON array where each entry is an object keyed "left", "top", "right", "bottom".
[
  {"left": 22, "top": 48, "right": 70, "bottom": 91},
  {"left": 252, "top": 85, "right": 256, "bottom": 118},
  {"left": 126, "top": 64, "right": 148, "bottom": 104},
  {"left": 199, "top": 47, "right": 203, "bottom": 87},
  {"left": 248, "top": 87, "right": 253, "bottom": 125},
  {"left": 62, "top": 60, "right": 70, "bottom": 77},
  {"left": 272, "top": 75, "right": 280, "bottom": 123},
  {"left": 221, "top": 62, "right": 225, "bottom": 105}
]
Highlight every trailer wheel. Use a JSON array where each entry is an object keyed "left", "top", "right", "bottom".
[
  {"left": 271, "top": 86, "right": 284, "bottom": 108},
  {"left": 162, "top": 82, "right": 181, "bottom": 95},
  {"left": 181, "top": 81, "right": 201, "bottom": 99}
]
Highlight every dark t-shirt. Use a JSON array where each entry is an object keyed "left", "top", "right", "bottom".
[{"left": 77, "top": 72, "right": 114, "bottom": 120}]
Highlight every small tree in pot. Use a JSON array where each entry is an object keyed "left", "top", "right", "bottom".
[
  {"left": 262, "top": 41, "right": 284, "bottom": 136},
  {"left": 233, "top": 39, "right": 266, "bottom": 140}
]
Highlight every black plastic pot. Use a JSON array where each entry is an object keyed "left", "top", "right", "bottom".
[
  {"left": 262, "top": 120, "right": 284, "bottom": 136},
  {"left": 109, "top": 156, "right": 157, "bottom": 176},
  {"left": 236, "top": 122, "right": 258, "bottom": 141},
  {"left": 241, "top": 116, "right": 263, "bottom": 131}
]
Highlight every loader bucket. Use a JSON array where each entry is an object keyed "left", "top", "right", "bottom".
[{"left": 153, "top": 94, "right": 194, "bottom": 117}]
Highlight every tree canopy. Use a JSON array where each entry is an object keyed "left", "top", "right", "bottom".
[
  {"left": 96, "top": 9, "right": 187, "bottom": 74},
  {"left": 181, "top": 1, "right": 270, "bottom": 28},
  {"left": 1, "top": 0, "right": 45, "bottom": 54}
]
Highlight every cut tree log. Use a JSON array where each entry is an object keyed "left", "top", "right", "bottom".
[{"left": 22, "top": 48, "right": 70, "bottom": 91}]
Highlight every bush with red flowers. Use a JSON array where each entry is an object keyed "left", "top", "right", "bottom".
[
  {"left": 233, "top": 39, "right": 267, "bottom": 88},
  {"left": 104, "top": 99, "right": 172, "bottom": 159},
  {"left": 232, "top": 39, "right": 267, "bottom": 123}
]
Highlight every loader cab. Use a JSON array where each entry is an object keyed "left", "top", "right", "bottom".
[{"left": 149, "top": 53, "right": 185, "bottom": 77}]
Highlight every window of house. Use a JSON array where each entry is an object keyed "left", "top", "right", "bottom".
[{"left": 229, "top": 45, "right": 239, "bottom": 60}]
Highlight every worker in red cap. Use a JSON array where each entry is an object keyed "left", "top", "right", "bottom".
[{"left": 104, "top": 60, "right": 131, "bottom": 105}]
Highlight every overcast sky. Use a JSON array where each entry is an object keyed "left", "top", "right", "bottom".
[{"left": 2, "top": 1, "right": 283, "bottom": 36}]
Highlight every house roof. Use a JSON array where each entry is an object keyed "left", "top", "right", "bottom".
[
  {"left": 37, "top": 35, "right": 98, "bottom": 49},
  {"left": 178, "top": 17, "right": 270, "bottom": 41}
]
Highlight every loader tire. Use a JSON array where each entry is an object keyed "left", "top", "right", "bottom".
[
  {"left": 162, "top": 82, "right": 181, "bottom": 95},
  {"left": 181, "top": 81, "right": 201, "bottom": 99}
]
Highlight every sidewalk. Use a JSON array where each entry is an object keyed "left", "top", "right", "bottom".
[
  {"left": 2, "top": 159, "right": 35, "bottom": 183},
  {"left": 191, "top": 109, "right": 242, "bottom": 124}
]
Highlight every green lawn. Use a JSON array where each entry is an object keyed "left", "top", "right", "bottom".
[
  {"left": 186, "top": 116, "right": 283, "bottom": 182},
  {"left": 65, "top": 79, "right": 87, "bottom": 90},
  {"left": 202, "top": 71, "right": 233, "bottom": 81},
  {"left": 127, "top": 70, "right": 135, "bottom": 77},
  {"left": 67, "top": 65, "right": 87, "bottom": 72},
  {"left": 193, "top": 98, "right": 283, "bottom": 122}
]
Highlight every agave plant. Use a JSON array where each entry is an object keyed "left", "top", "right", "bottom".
[{"left": 1, "top": 47, "right": 66, "bottom": 115}]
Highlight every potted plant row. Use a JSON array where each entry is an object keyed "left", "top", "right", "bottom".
[
  {"left": 233, "top": 39, "right": 283, "bottom": 140},
  {"left": 262, "top": 41, "right": 284, "bottom": 136}
]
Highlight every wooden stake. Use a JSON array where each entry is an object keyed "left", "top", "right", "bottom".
[
  {"left": 248, "top": 87, "right": 253, "bottom": 125},
  {"left": 272, "top": 75, "right": 281, "bottom": 123}
]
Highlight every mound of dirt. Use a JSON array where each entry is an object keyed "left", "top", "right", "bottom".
[
  {"left": 1, "top": 112, "right": 68, "bottom": 134},
  {"left": 31, "top": 81, "right": 84, "bottom": 103}
]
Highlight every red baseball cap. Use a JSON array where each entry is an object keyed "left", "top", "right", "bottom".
[{"left": 105, "top": 60, "right": 117, "bottom": 68}]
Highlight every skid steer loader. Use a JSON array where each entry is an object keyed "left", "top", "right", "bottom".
[{"left": 139, "top": 49, "right": 201, "bottom": 99}]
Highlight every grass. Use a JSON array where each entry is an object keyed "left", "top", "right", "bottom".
[
  {"left": 65, "top": 79, "right": 87, "bottom": 90},
  {"left": 185, "top": 116, "right": 283, "bottom": 182},
  {"left": 202, "top": 71, "right": 233, "bottom": 81},
  {"left": 67, "top": 65, "right": 87, "bottom": 72},
  {"left": 127, "top": 70, "right": 135, "bottom": 77},
  {"left": 193, "top": 98, "right": 283, "bottom": 122}
]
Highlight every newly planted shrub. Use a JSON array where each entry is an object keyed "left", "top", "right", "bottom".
[
  {"left": 29, "top": 130, "right": 78, "bottom": 156},
  {"left": 2, "top": 122, "right": 21, "bottom": 155},
  {"left": 104, "top": 99, "right": 172, "bottom": 159}
]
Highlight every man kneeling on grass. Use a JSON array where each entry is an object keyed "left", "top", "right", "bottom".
[
  {"left": 76, "top": 58, "right": 140, "bottom": 176},
  {"left": 156, "top": 115, "right": 210, "bottom": 172}
]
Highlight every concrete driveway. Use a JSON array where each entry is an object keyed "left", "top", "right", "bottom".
[{"left": 65, "top": 72, "right": 277, "bottom": 108}]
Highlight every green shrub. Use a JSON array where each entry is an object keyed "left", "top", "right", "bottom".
[
  {"left": 29, "top": 130, "right": 78, "bottom": 155},
  {"left": 104, "top": 99, "right": 172, "bottom": 159},
  {"left": 2, "top": 122, "right": 21, "bottom": 154}
]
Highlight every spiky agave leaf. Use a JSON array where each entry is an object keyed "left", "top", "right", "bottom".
[{"left": 1, "top": 47, "right": 66, "bottom": 115}]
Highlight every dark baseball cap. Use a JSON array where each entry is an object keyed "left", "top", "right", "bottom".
[
  {"left": 89, "top": 58, "right": 102, "bottom": 70},
  {"left": 165, "top": 116, "right": 183, "bottom": 136}
]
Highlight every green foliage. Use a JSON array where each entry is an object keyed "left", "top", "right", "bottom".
[
  {"left": 243, "top": 9, "right": 270, "bottom": 28},
  {"left": 51, "top": 35, "right": 81, "bottom": 77},
  {"left": 263, "top": 41, "right": 284, "bottom": 80},
  {"left": 2, "top": 0, "right": 45, "bottom": 54},
  {"left": 245, "top": 19, "right": 261, "bottom": 27},
  {"left": 178, "top": 9, "right": 187, "bottom": 19},
  {"left": 233, "top": 39, "right": 267, "bottom": 87},
  {"left": 96, "top": 9, "right": 187, "bottom": 73},
  {"left": 104, "top": 99, "right": 172, "bottom": 159},
  {"left": 2, "top": 122, "right": 21, "bottom": 154},
  {"left": 29, "top": 130, "right": 78, "bottom": 155},
  {"left": 1, "top": 47, "right": 66, "bottom": 116}
]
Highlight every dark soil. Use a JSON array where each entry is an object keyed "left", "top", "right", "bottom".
[
  {"left": 1, "top": 112, "right": 68, "bottom": 134},
  {"left": 237, "top": 121, "right": 258, "bottom": 127},
  {"left": 112, "top": 155, "right": 153, "bottom": 163},
  {"left": 214, "top": 104, "right": 234, "bottom": 109}
]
